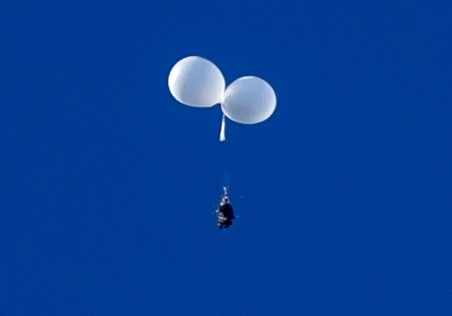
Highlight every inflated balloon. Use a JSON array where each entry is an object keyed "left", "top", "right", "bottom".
[
  {"left": 168, "top": 56, "right": 225, "bottom": 107},
  {"left": 221, "top": 76, "right": 276, "bottom": 124}
]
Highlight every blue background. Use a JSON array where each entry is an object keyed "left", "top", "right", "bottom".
[{"left": 1, "top": 1, "right": 451, "bottom": 315}]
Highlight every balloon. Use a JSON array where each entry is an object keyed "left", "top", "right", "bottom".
[
  {"left": 168, "top": 56, "right": 225, "bottom": 107},
  {"left": 221, "top": 76, "right": 276, "bottom": 124}
]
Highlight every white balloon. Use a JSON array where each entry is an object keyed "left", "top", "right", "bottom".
[
  {"left": 221, "top": 76, "right": 276, "bottom": 124},
  {"left": 168, "top": 56, "right": 225, "bottom": 107}
]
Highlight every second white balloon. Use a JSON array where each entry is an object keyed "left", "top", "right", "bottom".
[{"left": 221, "top": 76, "right": 277, "bottom": 124}]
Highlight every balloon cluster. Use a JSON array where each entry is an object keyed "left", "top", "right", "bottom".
[{"left": 168, "top": 56, "right": 276, "bottom": 141}]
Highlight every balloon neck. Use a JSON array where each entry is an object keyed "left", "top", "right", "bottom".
[{"left": 219, "top": 114, "right": 226, "bottom": 142}]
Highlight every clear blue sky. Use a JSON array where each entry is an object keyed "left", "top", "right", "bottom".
[{"left": 1, "top": 1, "right": 451, "bottom": 315}]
